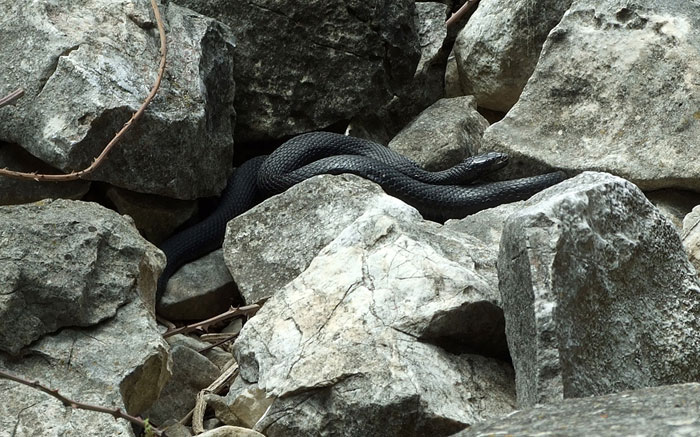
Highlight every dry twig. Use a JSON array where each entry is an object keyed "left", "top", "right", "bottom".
[
  {"left": 0, "top": 369, "right": 166, "bottom": 436},
  {"left": 446, "top": 0, "right": 481, "bottom": 29},
  {"left": 0, "top": 88, "right": 24, "bottom": 108},
  {"left": 0, "top": 0, "right": 166, "bottom": 182},
  {"left": 162, "top": 303, "right": 263, "bottom": 339}
]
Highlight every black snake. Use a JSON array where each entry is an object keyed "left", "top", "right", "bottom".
[{"left": 156, "top": 131, "right": 564, "bottom": 303}]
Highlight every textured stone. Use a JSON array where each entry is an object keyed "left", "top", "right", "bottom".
[
  {"left": 233, "top": 204, "right": 515, "bottom": 436},
  {"left": 0, "top": 198, "right": 164, "bottom": 355},
  {"left": 453, "top": 0, "right": 573, "bottom": 111},
  {"left": 0, "top": 299, "right": 171, "bottom": 436},
  {"left": 175, "top": 0, "right": 420, "bottom": 142},
  {"left": 197, "top": 426, "right": 265, "bottom": 437},
  {"left": 388, "top": 96, "right": 490, "bottom": 171},
  {"left": 451, "top": 383, "right": 700, "bottom": 437},
  {"left": 159, "top": 249, "right": 237, "bottom": 320},
  {"left": 0, "top": 141, "right": 90, "bottom": 205},
  {"left": 499, "top": 172, "right": 700, "bottom": 407},
  {"left": 144, "top": 344, "right": 221, "bottom": 425},
  {"left": 348, "top": 2, "right": 451, "bottom": 144},
  {"left": 645, "top": 189, "right": 700, "bottom": 231},
  {"left": 0, "top": 1, "right": 235, "bottom": 199},
  {"left": 482, "top": 0, "right": 700, "bottom": 191},
  {"left": 105, "top": 186, "right": 198, "bottom": 245}
]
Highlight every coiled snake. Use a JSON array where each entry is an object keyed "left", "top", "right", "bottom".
[{"left": 156, "top": 131, "right": 564, "bottom": 303}]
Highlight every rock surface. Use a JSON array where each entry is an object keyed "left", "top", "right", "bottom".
[
  {"left": 0, "top": 141, "right": 90, "bottom": 205},
  {"left": 0, "top": 198, "right": 164, "bottom": 355},
  {"left": 453, "top": 0, "right": 573, "bottom": 111},
  {"left": 0, "top": 1, "right": 236, "bottom": 199},
  {"left": 683, "top": 205, "right": 700, "bottom": 274},
  {"left": 482, "top": 0, "right": 700, "bottom": 191},
  {"left": 499, "top": 172, "right": 700, "bottom": 407},
  {"left": 388, "top": 96, "right": 490, "bottom": 171},
  {"left": 175, "top": 0, "right": 420, "bottom": 142},
  {"left": 451, "top": 383, "right": 700, "bottom": 437},
  {"left": 233, "top": 202, "right": 515, "bottom": 436}
]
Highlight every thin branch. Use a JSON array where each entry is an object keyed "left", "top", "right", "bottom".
[
  {"left": 0, "top": 369, "right": 166, "bottom": 436},
  {"left": 0, "top": 88, "right": 24, "bottom": 108},
  {"left": 198, "top": 334, "right": 239, "bottom": 354},
  {"left": 0, "top": 0, "right": 167, "bottom": 182},
  {"left": 162, "top": 303, "right": 263, "bottom": 339},
  {"left": 446, "top": 0, "right": 480, "bottom": 30}
]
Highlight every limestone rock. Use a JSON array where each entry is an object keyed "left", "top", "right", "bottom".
[
  {"left": 0, "top": 198, "right": 164, "bottom": 355},
  {"left": 499, "top": 172, "right": 700, "bottom": 407},
  {"left": 233, "top": 204, "right": 515, "bottom": 436},
  {"left": 159, "top": 249, "right": 237, "bottom": 320},
  {"left": 482, "top": 0, "right": 700, "bottom": 191},
  {"left": 0, "top": 1, "right": 235, "bottom": 199},
  {"left": 175, "top": 0, "right": 420, "bottom": 142},
  {"left": 0, "top": 141, "right": 90, "bottom": 205},
  {"left": 388, "top": 96, "right": 490, "bottom": 171},
  {"left": 0, "top": 299, "right": 171, "bottom": 436},
  {"left": 451, "top": 383, "right": 700, "bottom": 437},
  {"left": 144, "top": 344, "right": 221, "bottom": 425},
  {"left": 453, "top": 0, "right": 573, "bottom": 111}
]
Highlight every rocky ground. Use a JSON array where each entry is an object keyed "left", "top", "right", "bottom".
[{"left": 1, "top": 0, "right": 699, "bottom": 436}]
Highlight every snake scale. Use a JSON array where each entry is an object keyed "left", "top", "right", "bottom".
[{"left": 156, "top": 131, "right": 565, "bottom": 303}]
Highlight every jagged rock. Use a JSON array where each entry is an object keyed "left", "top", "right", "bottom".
[
  {"left": 482, "top": 0, "right": 700, "bottom": 191},
  {"left": 0, "top": 141, "right": 90, "bottom": 205},
  {"left": 499, "top": 172, "right": 700, "bottom": 407},
  {"left": 224, "top": 174, "right": 502, "bottom": 319},
  {"left": 0, "top": 299, "right": 171, "bottom": 436},
  {"left": 0, "top": 198, "right": 164, "bottom": 355},
  {"left": 388, "top": 96, "right": 490, "bottom": 171},
  {"left": 224, "top": 174, "right": 407, "bottom": 304},
  {"left": 683, "top": 205, "right": 700, "bottom": 274},
  {"left": 451, "top": 383, "right": 700, "bottom": 437},
  {"left": 453, "top": 0, "right": 573, "bottom": 111},
  {"left": 209, "top": 378, "right": 274, "bottom": 428},
  {"left": 348, "top": 2, "right": 451, "bottom": 144},
  {"left": 175, "top": 0, "right": 420, "bottom": 142},
  {"left": 167, "top": 334, "right": 235, "bottom": 372},
  {"left": 105, "top": 186, "right": 198, "bottom": 245},
  {"left": 144, "top": 344, "right": 221, "bottom": 425},
  {"left": 0, "top": 1, "right": 235, "bottom": 199},
  {"left": 233, "top": 203, "right": 515, "bottom": 436},
  {"left": 159, "top": 249, "right": 237, "bottom": 320}
]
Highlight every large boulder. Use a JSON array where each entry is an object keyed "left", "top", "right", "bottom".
[
  {"left": 174, "top": 0, "right": 421, "bottom": 142},
  {"left": 499, "top": 172, "right": 700, "bottom": 407},
  {"left": 481, "top": 0, "right": 700, "bottom": 191},
  {"left": 0, "top": 0, "right": 236, "bottom": 199}
]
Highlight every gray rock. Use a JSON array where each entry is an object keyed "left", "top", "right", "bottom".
[
  {"left": 388, "top": 96, "right": 490, "bottom": 170},
  {"left": 683, "top": 205, "right": 700, "bottom": 275},
  {"left": 451, "top": 383, "right": 700, "bottom": 437},
  {"left": 453, "top": 0, "right": 573, "bottom": 111},
  {"left": 212, "top": 379, "right": 274, "bottom": 428},
  {"left": 167, "top": 334, "right": 235, "bottom": 371},
  {"left": 0, "top": 141, "right": 90, "bottom": 205},
  {"left": 482, "top": 0, "right": 700, "bottom": 191},
  {"left": 0, "top": 1, "right": 235, "bottom": 199},
  {"left": 0, "top": 198, "right": 164, "bottom": 355},
  {"left": 144, "top": 344, "right": 221, "bottom": 425},
  {"left": 175, "top": 0, "right": 420, "bottom": 142},
  {"left": 159, "top": 249, "right": 237, "bottom": 320},
  {"left": 105, "top": 186, "right": 198, "bottom": 245},
  {"left": 233, "top": 203, "right": 516, "bottom": 436},
  {"left": 499, "top": 172, "right": 700, "bottom": 407},
  {"left": 444, "top": 201, "right": 525, "bottom": 248},
  {"left": 223, "top": 174, "right": 405, "bottom": 304},
  {"left": 348, "top": 2, "right": 450, "bottom": 145},
  {"left": 0, "top": 299, "right": 171, "bottom": 436}
]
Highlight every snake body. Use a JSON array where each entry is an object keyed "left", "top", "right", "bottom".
[{"left": 156, "top": 131, "right": 564, "bottom": 302}]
